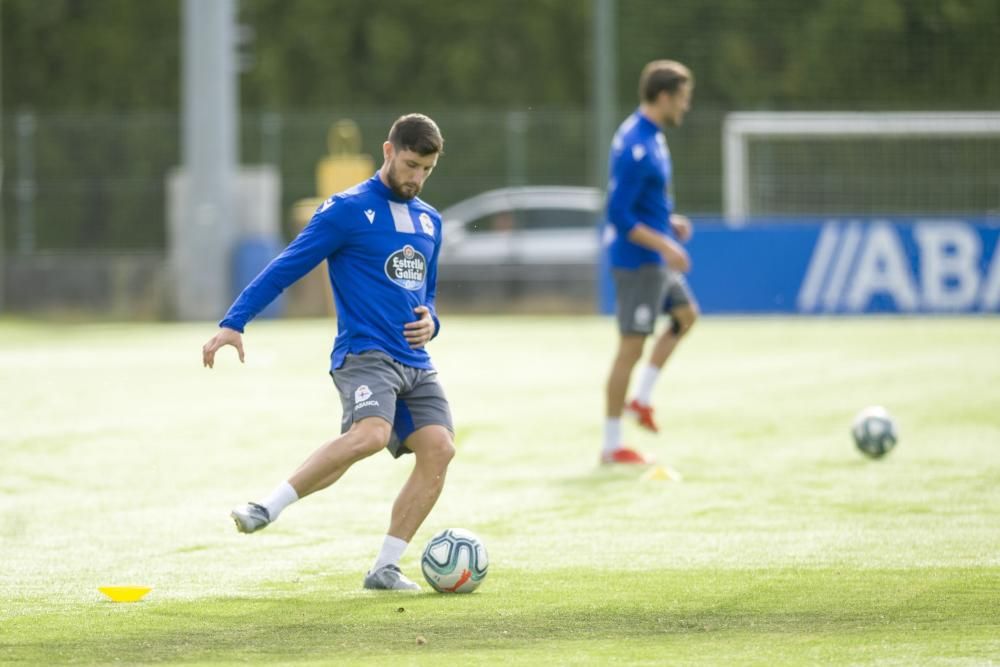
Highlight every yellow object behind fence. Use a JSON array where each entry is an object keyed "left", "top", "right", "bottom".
[{"left": 288, "top": 119, "right": 375, "bottom": 317}]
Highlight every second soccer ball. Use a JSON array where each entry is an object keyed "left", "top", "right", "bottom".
[{"left": 851, "top": 406, "right": 899, "bottom": 459}]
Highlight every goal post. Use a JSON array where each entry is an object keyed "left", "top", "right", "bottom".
[{"left": 723, "top": 112, "right": 1000, "bottom": 223}]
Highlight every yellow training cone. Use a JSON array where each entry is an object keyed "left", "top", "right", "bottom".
[
  {"left": 641, "top": 465, "right": 683, "bottom": 482},
  {"left": 98, "top": 586, "right": 152, "bottom": 603}
]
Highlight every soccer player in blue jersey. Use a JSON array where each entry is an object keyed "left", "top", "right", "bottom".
[
  {"left": 602, "top": 60, "right": 698, "bottom": 465},
  {"left": 202, "top": 114, "right": 454, "bottom": 591}
]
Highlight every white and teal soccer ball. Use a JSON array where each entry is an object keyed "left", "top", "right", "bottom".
[
  {"left": 420, "top": 528, "right": 489, "bottom": 594},
  {"left": 851, "top": 406, "right": 898, "bottom": 459}
]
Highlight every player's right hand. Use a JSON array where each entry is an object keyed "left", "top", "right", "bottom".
[
  {"left": 202, "top": 327, "right": 245, "bottom": 368},
  {"left": 669, "top": 213, "right": 693, "bottom": 242}
]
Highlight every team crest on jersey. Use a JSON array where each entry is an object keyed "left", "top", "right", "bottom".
[
  {"left": 384, "top": 244, "right": 427, "bottom": 291},
  {"left": 419, "top": 212, "right": 435, "bottom": 237}
]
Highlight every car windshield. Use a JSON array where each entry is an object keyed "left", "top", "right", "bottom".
[{"left": 464, "top": 208, "right": 600, "bottom": 234}]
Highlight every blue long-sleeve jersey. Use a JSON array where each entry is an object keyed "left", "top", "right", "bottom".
[
  {"left": 604, "top": 110, "right": 675, "bottom": 269},
  {"left": 220, "top": 173, "right": 443, "bottom": 371}
]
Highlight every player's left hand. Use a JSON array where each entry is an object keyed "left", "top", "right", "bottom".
[
  {"left": 670, "top": 213, "right": 693, "bottom": 242},
  {"left": 404, "top": 306, "right": 435, "bottom": 349}
]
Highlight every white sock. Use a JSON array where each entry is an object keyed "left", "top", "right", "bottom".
[
  {"left": 635, "top": 364, "right": 661, "bottom": 405},
  {"left": 260, "top": 481, "right": 298, "bottom": 521},
  {"left": 372, "top": 535, "right": 409, "bottom": 572},
  {"left": 603, "top": 418, "right": 623, "bottom": 454}
]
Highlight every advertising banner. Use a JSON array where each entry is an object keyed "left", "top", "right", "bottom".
[{"left": 604, "top": 218, "right": 1000, "bottom": 314}]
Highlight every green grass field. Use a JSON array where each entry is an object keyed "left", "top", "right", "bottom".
[{"left": 2, "top": 316, "right": 999, "bottom": 665}]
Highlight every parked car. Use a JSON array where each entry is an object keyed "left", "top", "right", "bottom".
[{"left": 437, "top": 186, "right": 605, "bottom": 311}]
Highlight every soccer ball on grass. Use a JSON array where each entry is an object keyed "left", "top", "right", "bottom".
[
  {"left": 421, "top": 528, "right": 489, "bottom": 593},
  {"left": 851, "top": 406, "right": 898, "bottom": 459}
]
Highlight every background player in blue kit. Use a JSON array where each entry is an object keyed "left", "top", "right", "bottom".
[
  {"left": 202, "top": 114, "right": 453, "bottom": 591},
  {"left": 602, "top": 61, "right": 698, "bottom": 465}
]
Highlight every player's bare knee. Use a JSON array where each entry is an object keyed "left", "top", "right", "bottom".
[
  {"left": 428, "top": 435, "right": 456, "bottom": 467},
  {"left": 437, "top": 437, "right": 456, "bottom": 466},
  {"left": 348, "top": 418, "right": 391, "bottom": 458},
  {"left": 672, "top": 309, "right": 698, "bottom": 337},
  {"left": 347, "top": 437, "right": 385, "bottom": 460},
  {"left": 415, "top": 431, "right": 455, "bottom": 470},
  {"left": 689, "top": 304, "right": 700, "bottom": 324}
]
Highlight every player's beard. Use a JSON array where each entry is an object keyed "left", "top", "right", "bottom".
[
  {"left": 664, "top": 109, "right": 684, "bottom": 128},
  {"left": 385, "top": 160, "right": 421, "bottom": 200}
]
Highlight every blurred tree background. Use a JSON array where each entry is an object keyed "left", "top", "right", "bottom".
[{"left": 2, "top": 0, "right": 999, "bottom": 250}]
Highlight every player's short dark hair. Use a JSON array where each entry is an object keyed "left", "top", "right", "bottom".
[
  {"left": 639, "top": 60, "right": 693, "bottom": 103},
  {"left": 388, "top": 113, "right": 444, "bottom": 156}
]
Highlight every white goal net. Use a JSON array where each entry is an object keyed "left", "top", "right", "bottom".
[{"left": 723, "top": 112, "right": 1000, "bottom": 222}]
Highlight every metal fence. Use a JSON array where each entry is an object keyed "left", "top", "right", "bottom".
[
  {"left": 0, "top": 107, "right": 726, "bottom": 316},
  {"left": 10, "top": 106, "right": 999, "bottom": 316},
  {"left": 1, "top": 107, "right": 724, "bottom": 254}
]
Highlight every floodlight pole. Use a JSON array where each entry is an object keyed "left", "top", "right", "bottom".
[
  {"left": 176, "top": 0, "right": 239, "bottom": 320},
  {"left": 591, "top": 0, "right": 616, "bottom": 191},
  {"left": 592, "top": 0, "right": 616, "bottom": 313},
  {"left": 0, "top": 0, "right": 5, "bottom": 313}
]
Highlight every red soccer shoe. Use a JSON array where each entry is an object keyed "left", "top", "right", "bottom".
[
  {"left": 625, "top": 399, "right": 660, "bottom": 433},
  {"left": 601, "top": 446, "right": 655, "bottom": 465}
]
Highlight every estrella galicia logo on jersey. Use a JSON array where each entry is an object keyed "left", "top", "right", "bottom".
[
  {"left": 384, "top": 245, "right": 427, "bottom": 291},
  {"left": 419, "top": 212, "right": 435, "bottom": 237}
]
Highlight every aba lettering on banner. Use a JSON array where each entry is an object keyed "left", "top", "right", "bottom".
[{"left": 600, "top": 218, "right": 1000, "bottom": 315}]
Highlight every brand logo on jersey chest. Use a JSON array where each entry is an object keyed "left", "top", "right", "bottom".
[{"left": 384, "top": 244, "right": 427, "bottom": 291}]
